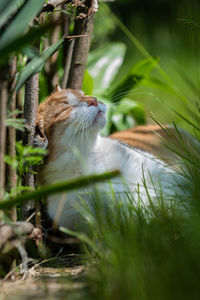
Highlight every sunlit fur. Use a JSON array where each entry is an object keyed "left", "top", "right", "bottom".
[{"left": 36, "top": 88, "right": 184, "bottom": 230}]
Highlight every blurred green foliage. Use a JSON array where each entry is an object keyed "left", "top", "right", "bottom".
[{"left": 90, "top": 0, "right": 200, "bottom": 133}]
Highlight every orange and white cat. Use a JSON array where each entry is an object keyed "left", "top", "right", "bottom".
[{"left": 35, "top": 87, "right": 188, "bottom": 230}]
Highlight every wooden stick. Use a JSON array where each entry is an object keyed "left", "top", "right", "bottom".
[
  {"left": 7, "top": 58, "right": 17, "bottom": 222},
  {"left": 44, "top": 11, "right": 62, "bottom": 93},
  {"left": 0, "top": 78, "right": 8, "bottom": 199},
  {"left": 21, "top": 74, "right": 39, "bottom": 220},
  {"left": 62, "top": 39, "right": 75, "bottom": 88},
  {"left": 67, "top": 2, "right": 96, "bottom": 89},
  {"left": 62, "top": 4, "right": 73, "bottom": 88},
  {"left": 0, "top": 222, "right": 34, "bottom": 250}
]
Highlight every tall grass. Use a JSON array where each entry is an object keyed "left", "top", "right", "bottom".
[{"left": 63, "top": 101, "right": 200, "bottom": 300}]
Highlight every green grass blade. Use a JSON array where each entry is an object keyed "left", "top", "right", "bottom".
[
  {"left": 15, "top": 38, "right": 64, "bottom": 91},
  {"left": 60, "top": 227, "right": 101, "bottom": 256},
  {"left": 87, "top": 43, "right": 126, "bottom": 94},
  {"left": 0, "top": 170, "right": 120, "bottom": 209}
]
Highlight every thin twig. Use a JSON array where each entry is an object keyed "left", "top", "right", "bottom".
[{"left": 44, "top": 11, "right": 62, "bottom": 93}]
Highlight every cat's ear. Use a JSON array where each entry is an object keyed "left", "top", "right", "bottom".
[
  {"left": 33, "top": 119, "right": 48, "bottom": 149},
  {"left": 55, "top": 84, "right": 62, "bottom": 92}
]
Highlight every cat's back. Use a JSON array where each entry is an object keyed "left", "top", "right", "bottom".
[{"left": 109, "top": 124, "right": 198, "bottom": 168}]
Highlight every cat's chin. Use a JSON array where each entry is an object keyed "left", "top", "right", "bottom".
[{"left": 93, "top": 111, "right": 106, "bottom": 129}]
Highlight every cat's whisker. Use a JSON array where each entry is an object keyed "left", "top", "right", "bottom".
[
  {"left": 108, "top": 87, "right": 143, "bottom": 102},
  {"left": 107, "top": 84, "right": 141, "bottom": 100}
]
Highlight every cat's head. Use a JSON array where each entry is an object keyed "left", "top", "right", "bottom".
[{"left": 34, "top": 86, "right": 106, "bottom": 149}]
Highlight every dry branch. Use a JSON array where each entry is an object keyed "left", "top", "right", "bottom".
[
  {"left": 0, "top": 71, "right": 8, "bottom": 199},
  {"left": 21, "top": 74, "right": 39, "bottom": 220},
  {"left": 62, "top": 39, "right": 75, "bottom": 88},
  {"left": 0, "top": 222, "right": 34, "bottom": 251},
  {"left": 44, "top": 11, "right": 62, "bottom": 93},
  {"left": 62, "top": 4, "right": 73, "bottom": 88},
  {"left": 24, "top": 74, "right": 39, "bottom": 147},
  {"left": 7, "top": 58, "right": 17, "bottom": 222},
  {"left": 67, "top": 1, "right": 96, "bottom": 89}
]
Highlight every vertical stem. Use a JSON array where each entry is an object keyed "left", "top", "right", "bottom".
[
  {"left": 7, "top": 58, "right": 17, "bottom": 221},
  {"left": 62, "top": 4, "right": 70, "bottom": 59},
  {"left": 44, "top": 11, "right": 61, "bottom": 92},
  {"left": 21, "top": 74, "right": 39, "bottom": 220},
  {"left": 67, "top": 7, "right": 95, "bottom": 89},
  {"left": 62, "top": 39, "right": 75, "bottom": 88},
  {"left": 0, "top": 81, "right": 8, "bottom": 199},
  {"left": 62, "top": 5, "right": 74, "bottom": 88},
  {"left": 24, "top": 74, "right": 39, "bottom": 147}
]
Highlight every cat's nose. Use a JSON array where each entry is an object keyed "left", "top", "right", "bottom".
[{"left": 87, "top": 97, "right": 98, "bottom": 107}]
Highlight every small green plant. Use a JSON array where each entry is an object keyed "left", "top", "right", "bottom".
[{"left": 4, "top": 142, "right": 47, "bottom": 199}]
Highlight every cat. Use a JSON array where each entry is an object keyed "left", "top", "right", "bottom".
[{"left": 34, "top": 86, "right": 188, "bottom": 230}]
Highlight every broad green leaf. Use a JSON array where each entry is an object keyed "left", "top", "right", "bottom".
[
  {"left": 111, "top": 113, "right": 135, "bottom": 132},
  {"left": 116, "top": 98, "right": 145, "bottom": 124},
  {"left": 0, "top": 0, "right": 24, "bottom": 28},
  {"left": 0, "top": 0, "right": 45, "bottom": 51},
  {"left": 131, "top": 57, "right": 159, "bottom": 77},
  {"left": 110, "top": 98, "right": 145, "bottom": 133},
  {"left": 82, "top": 70, "right": 94, "bottom": 95},
  {"left": 87, "top": 43, "right": 126, "bottom": 94},
  {"left": 15, "top": 38, "right": 64, "bottom": 91},
  {"left": 101, "top": 97, "right": 145, "bottom": 136}
]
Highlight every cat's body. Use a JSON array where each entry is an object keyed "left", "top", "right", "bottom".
[{"left": 35, "top": 88, "right": 187, "bottom": 229}]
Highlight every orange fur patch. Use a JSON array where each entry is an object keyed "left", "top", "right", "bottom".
[{"left": 110, "top": 125, "right": 195, "bottom": 167}]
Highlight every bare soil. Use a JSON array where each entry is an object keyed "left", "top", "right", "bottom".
[{"left": 0, "top": 254, "right": 87, "bottom": 300}]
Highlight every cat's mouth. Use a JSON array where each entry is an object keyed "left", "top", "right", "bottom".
[{"left": 93, "top": 108, "right": 106, "bottom": 126}]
